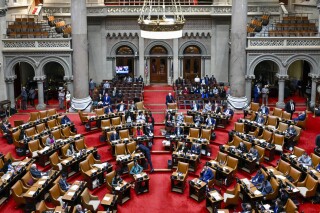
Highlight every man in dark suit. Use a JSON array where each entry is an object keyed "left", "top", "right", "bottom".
[
  {"left": 104, "top": 105, "right": 113, "bottom": 114},
  {"left": 285, "top": 99, "right": 296, "bottom": 119},
  {"left": 191, "top": 101, "right": 200, "bottom": 111},
  {"left": 286, "top": 125, "right": 297, "bottom": 137},
  {"left": 177, "top": 142, "right": 189, "bottom": 154},
  {"left": 251, "top": 170, "right": 264, "bottom": 187},
  {"left": 237, "top": 142, "right": 248, "bottom": 153},
  {"left": 272, "top": 199, "right": 284, "bottom": 213},
  {"left": 205, "top": 115, "right": 215, "bottom": 128},
  {"left": 116, "top": 101, "right": 126, "bottom": 112},
  {"left": 199, "top": 165, "right": 214, "bottom": 184},
  {"left": 279, "top": 188, "right": 289, "bottom": 206},
  {"left": 137, "top": 143, "right": 154, "bottom": 173},
  {"left": 30, "top": 164, "right": 44, "bottom": 178},
  {"left": 165, "top": 93, "right": 175, "bottom": 106},
  {"left": 223, "top": 107, "right": 234, "bottom": 117},
  {"left": 293, "top": 111, "right": 306, "bottom": 122},
  {"left": 59, "top": 173, "right": 70, "bottom": 191},
  {"left": 110, "top": 131, "right": 120, "bottom": 141},
  {"left": 258, "top": 179, "right": 273, "bottom": 195},
  {"left": 213, "top": 103, "right": 221, "bottom": 114},
  {"left": 253, "top": 84, "right": 260, "bottom": 103},
  {"left": 249, "top": 147, "right": 260, "bottom": 163},
  {"left": 255, "top": 112, "right": 265, "bottom": 124},
  {"left": 259, "top": 104, "right": 269, "bottom": 115},
  {"left": 103, "top": 93, "right": 111, "bottom": 106},
  {"left": 191, "top": 143, "right": 201, "bottom": 155}
]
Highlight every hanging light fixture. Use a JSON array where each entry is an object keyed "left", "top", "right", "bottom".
[{"left": 138, "top": 0, "right": 185, "bottom": 39}]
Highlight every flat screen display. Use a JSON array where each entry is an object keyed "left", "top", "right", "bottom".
[{"left": 116, "top": 66, "right": 129, "bottom": 74}]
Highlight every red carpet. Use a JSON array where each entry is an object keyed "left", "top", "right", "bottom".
[{"left": 1, "top": 85, "right": 320, "bottom": 212}]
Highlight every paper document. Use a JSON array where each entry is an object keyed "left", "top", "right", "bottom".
[
  {"left": 70, "top": 185, "right": 79, "bottom": 190},
  {"left": 254, "top": 190, "right": 261, "bottom": 195},
  {"left": 38, "top": 181, "right": 45, "bottom": 185},
  {"left": 103, "top": 197, "right": 111, "bottom": 201},
  {"left": 115, "top": 187, "right": 121, "bottom": 191},
  {"left": 67, "top": 192, "right": 75, "bottom": 196},
  {"left": 275, "top": 175, "right": 286, "bottom": 180},
  {"left": 28, "top": 191, "right": 36, "bottom": 195}
]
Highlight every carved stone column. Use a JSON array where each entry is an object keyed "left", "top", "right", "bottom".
[
  {"left": 230, "top": 0, "right": 247, "bottom": 97},
  {"left": 64, "top": 76, "right": 74, "bottom": 97},
  {"left": 5, "top": 76, "right": 16, "bottom": 109},
  {"left": 173, "top": 38, "right": 179, "bottom": 85},
  {"left": 245, "top": 75, "right": 255, "bottom": 103},
  {"left": 0, "top": 1, "right": 7, "bottom": 101},
  {"left": 276, "top": 74, "right": 288, "bottom": 109},
  {"left": 309, "top": 73, "right": 320, "bottom": 107},
  {"left": 34, "top": 76, "right": 46, "bottom": 110},
  {"left": 318, "top": 2, "right": 320, "bottom": 33},
  {"left": 138, "top": 36, "right": 145, "bottom": 84}
]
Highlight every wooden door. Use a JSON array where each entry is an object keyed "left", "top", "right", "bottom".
[
  {"left": 183, "top": 56, "right": 201, "bottom": 81},
  {"left": 150, "top": 57, "right": 167, "bottom": 83}
]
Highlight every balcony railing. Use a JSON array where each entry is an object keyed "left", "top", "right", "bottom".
[{"left": 2, "top": 38, "right": 72, "bottom": 51}]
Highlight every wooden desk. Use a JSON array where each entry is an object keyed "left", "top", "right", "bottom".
[
  {"left": 206, "top": 190, "right": 224, "bottom": 213},
  {"left": 113, "top": 181, "right": 131, "bottom": 205},
  {"left": 116, "top": 152, "right": 145, "bottom": 173},
  {"left": 189, "top": 178, "right": 207, "bottom": 202},
  {"left": 172, "top": 151, "right": 199, "bottom": 172},
  {"left": 171, "top": 172, "right": 187, "bottom": 193},
  {"left": 62, "top": 181, "right": 87, "bottom": 211},
  {"left": 240, "top": 178, "right": 264, "bottom": 205},
  {"left": 133, "top": 172, "right": 149, "bottom": 194},
  {"left": 101, "top": 194, "right": 118, "bottom": 212},
  {"left": 54, "top": 206, "right": 71, "bottom": 212},
  {"left": 208, "top": 160, "right": 234, "bottom": 186},
  {"left": 84, "top": 162, "right": 112, "bottom": 190}
]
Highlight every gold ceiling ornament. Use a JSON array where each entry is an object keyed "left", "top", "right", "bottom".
[{"left": 138, "top": 0, "right": 186, "bottom": 39}]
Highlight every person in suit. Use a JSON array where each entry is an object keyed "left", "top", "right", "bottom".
[
  {"left": 258, "top": 179, "right": 273, "bottom": 195},
  {"left": 75, "top": 204, "right": 86, "bottom": 213},
  {"left": 59, "top": 173, "right": 70, "bottom": 192},
  {"left": 272, "top": 199, "right": 284, "bottom": 213},
  {"left": 194, "top": 114, "right": 202, "bottom": 126},
  {"left": 165, "top": 93, "right": 175, "bottom": 106},
  {"left": 241, "top": 203, "right": 252, "bottom": 213},
  {"left": 249, "top": 147, "right": 260, "bottom": 162},
  {"left": 112, "top": 172, "right": 123, "bottom": 188},
  {"left": 261, "top": 85, "right": 269, "bottom": 106},
  {"left": 116, "top": 101, "right": 126, "bottom": 112},
  {"left": 191, "top": 143, "right": 201, "bottom": 155},
  {"left": 174, "top": 123, "right": 183, "bottom": 137},
  {"left": 255, "top": 112, "right": 265, "bottom": 124},
  {"left": 203, "top": 101, "right": 212, "bottom": 113},
  {"left": 61, "top": 115, "right": 71, "bottom": 125},
  {"left": 176, "top": 112, "right": 184, "bottom": 125},
  {"left": 21, "top": 87, "right": 28, "bottom": 110},
  {"left": 45, "top": 133, "right": 56, "bottom": 146},
  {"left": 0, "top": 159, "right": 14, "bottom": 174},
  {"left": 315, "top": 134, "right": 320, "bottom": 148},
  {"left": 125, "top": 110, "right": 134, "bottom": 124},
  {"left": 278, "top": 188, "right": 289, "bottom": 206},
  {"left": 134, "top": 126, "right": 144, "bottom": 138},
  {"left": 253, "top": 84, "right": 260, "bottom": 103},
  {"left": 205, "top": 115, "right": 215, "bottom": 128},
  {"left": 213, "top": 103, "right": 221, "bottom": 114},
  {"left": 259, "top": 104, "right": 269, "bottom": 115},
  {"left": 223, "top": 107, "right": 234, "bottom": 118},
  {"left": 137, "top": 143, "right": 154, "bottom": 173},
  {"left": 199, "top": 165, "right": 214, "bottom": 184},
  {"left": 130, "top": 160, "right": 143, "bottom": 175},
  {"left": 293, "top": 111, "right": 306, "bottom": 122},
  {"left": 103, "top": 93, "right": 111, "bottom": 106},
  {"left": 110, "top": 131, "right": 120, "bottom": 141},
  {"left": 144, "top": 122, "right": 154, "bottom": 138},
  {"left": 298, "top": 152, "right": 312, "bottom": 167},
  {"left": 66, "top": 144, "right": 75, "bottom": 157},
  {"left": 165, "top": 111, "right": 174, "bottom": 127},
  {"left": 191, "top": 101, "right": 200, "bottom": 111},
  {"left": 237, "top": 142, "right": 248, "bottom": 153},
  {"left": 136, "top": 111, "right": 146, "bottom": 123},
  {"left": 286, "top": 125, "right": 297, "bottom": 137},
  {"left": 137, "top": 75, "right": 143, "bottom": 83},
  {"left": 251, "top": 170, "right": 264, "bottom": 187},
  {"left": 89, "top": 79, "right": 95, "bottom": 97},
  {"left": 104, "top": 105, "right": 113, "bottom": 114},
  {"left": 129, "top": 101, "right": 137, "bottom": 111},
  {"left": 30, "top": 164, "right": 44, "bottom": 178},
  {"left": 177, "top": 142, "right": 189, "bottom": 154},
  {"left": 285, "top": 99, "right": 296, "bottom": 119}
]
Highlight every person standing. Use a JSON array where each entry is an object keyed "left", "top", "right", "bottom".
[
  {"left": 136, "top": 143, "right": 154, "bottom": 173},
  {"left": 261, "top": 85, "right": 269, "bottom": 106},
  {"left": 89, "top": 78, "right": 95, "bottom": 97},
  {"left": 285, "top": 99, "right": 296, "bottom": 119},
  {"left": 21, "top": 87, "right": 28, "bottom": 110},
  {"left": 65, "top": 90, "right": 71, "bottom": 110},
  {"left": 28, "top": 87, "right": 36, "bottom": 107},
  {"left": 58, "top": 89, "right": 65, "bottom": 110},
  {"left": 253, "top": 84, "right": 261, "bottom": 103}
]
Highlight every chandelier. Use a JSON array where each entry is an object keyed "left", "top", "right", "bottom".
[{"left": 138, "top": 0, "right": 186, "bottom": 39}]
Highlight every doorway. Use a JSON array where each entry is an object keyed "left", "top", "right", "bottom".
[{"left": 149, "top": 45, "right": 168, "bottom": 83}]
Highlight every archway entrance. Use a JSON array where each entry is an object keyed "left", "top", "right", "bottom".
[
  {"left": 183, "top": 45, "right": 201, "bottom": 81},
  {"left": 150, "top": 46, "right": 168, "bottom": 83},
  {"left": 116, "top": 46, "right": 135, "bottom": 78},
  {"left": 14, "top": 62, "right": 35, "bottom": 98},
  {"left": 253, "top": 60, "right": 279, "bottom": 98},
  {"left": 287, "top": 60, "right": 311, "bottom": 98},
  {"left": 43, "top": 62, "right": 65, "bottom": 103}
]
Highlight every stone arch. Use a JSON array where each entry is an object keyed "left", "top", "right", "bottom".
[
  {"left": 248, "top": 55, "right": 283, "bottom": 76},
  {"left": 285, "top": 54, "right": 318, "bottom": 75},
  {"left": 179, "top": 40, "right": 208, "bottom": 55},
  {"left": 109, "top": 41, "right": 138, "bottom": 57},
  {"left": 144, "top": 41, "right": 173, "bottom": 56},
  {"left": 38, "top": 56, "right": 71, "bottom": 77},
  {"left": 5, "top": 56, "right": 37, "bottom": 78}
]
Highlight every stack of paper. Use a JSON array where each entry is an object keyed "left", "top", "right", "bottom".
[
  {"left": 70, "top": 185, "right": 79, "bottom": 190},
  {"left": 67, "top": 192, "right": 75, "bottom": 196},
  {"left": 254, "top": 190, "right": 261, "bottom": 195},
  {"left": 103, "top": 196, "right": 111, "bottom": 201}
]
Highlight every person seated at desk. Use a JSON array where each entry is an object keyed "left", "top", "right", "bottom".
[
  {"left": 316, "top": 164, "right": 320, "bottom": 172},
  {"left": 205, "top": 115, "right": 216, "bottom": 128},
  {"left": 135, "top": 126, "right": 144, "bottom": 138},
  {"left": 112, "top": 172, "right": 123, "bottom": 188},
  {"left": 125, "top": 110, "right": 134, "bottom": 124},
  {"left": 258, "top": 179, "right": 273, "bottom": 196},
  {"left": 255, "top": 112, "right": 265, "bottom": 125},
  {"left": 165, "top": 111, "right": 174, "bottom": 127},
  {"left": 278, "top": 188, "right": 289, "bottom": 206},
  {"left": 103, "top": 93, "right": 111, "bottom": 106},
  {"left": 30, "top": 164, "right": 47, "bottom": 178},
  {"left": 241, "top": 203, "right": 253, "bottom": 213},
  {"left": 136, "top": 111, "right": 146, "bottom": 124},
  {"left": 248, "top": 147, "right": 260, "bottom": 162},
  {"left": 0, "top": 159, "right": 14, "bottom": 174},
  {"left": 199, "top": 165, "right": 214, "bottom": 184},
  {"left": 237, "top": 142, "right": 248, "bottom": 153},
  {"left": 144, "top": 122, "right": 154, "bottom": 138},
  {"left": 116, "top": 101, "right": 126, "bottom": 113},
  {"left": 194, "top": 114, "right": 202, "bottom": 127},
  {"left": 251, "top": 170, "right": 264, "bottom": 187},
  {"left": 191, "top": 143, "right": 201, "bottom": 155},
  {"left": 1, "top": 118, "right": 12, "bottom": 144},
  {"left": 129, "top": 101, "right": 137, "bottom": 111},
  {"left": 66, "top": 144, "right": 76, "bottom": 157},
  {"left": 176, "top": 112, "right": 184, "bottom": 125},
  {"left": 272, "top": 199, "right": 284, "bottom": 213},
  {"left": 110, "top": 131, "right": 120, "bottom": 141},
  {"left": 212, "top": 103, "right": 221, "bottom": 114},
  {"left": 297, "top": 151, "right": 312, "bottom": 167},
  {"left": 203, "top": 101, "right": 212, "bottom": 113},
  {"left": 259, "top": 104, "right": 269, "bottom": 115},
  {"left": 223, "top": 107, "right": 234, "bottom": 118},
  {"left": 61, "top": 114, "right": 77, "bottom": 132},
  {"left": 177, "top": 142, "right": 189, "bottom": 154},
  {"left": 75, "top": 204, "right": 86, "bottom": 213},
  {"left": 130, "top": 160, "right": 143, "bottom": 175},
  {"left": 191, "top": 101, "right": 200, "bottom": 112},
  {"left": 104, "top": 105, "right": 113, "bottom": 114},
  {"left": 174, "top": 123, "right": 183, "bottom": 137},
  {"left": 59, "top": 173, "right": 70, "bottom": 192},
  {"left": 182, "top": 87, "right": 189, "bottom": 95},
  {"left": 293, "top": 111, "right": 306, "bottom": 122},
  {"left": 165, "top": 92, "right": 175, "bottom": 106},
  {"left": 285, "top": 125, "right": 297, "bottom": 137},
  {"left": 45, "top": 133, "right": 56, "bottom": 147}
]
